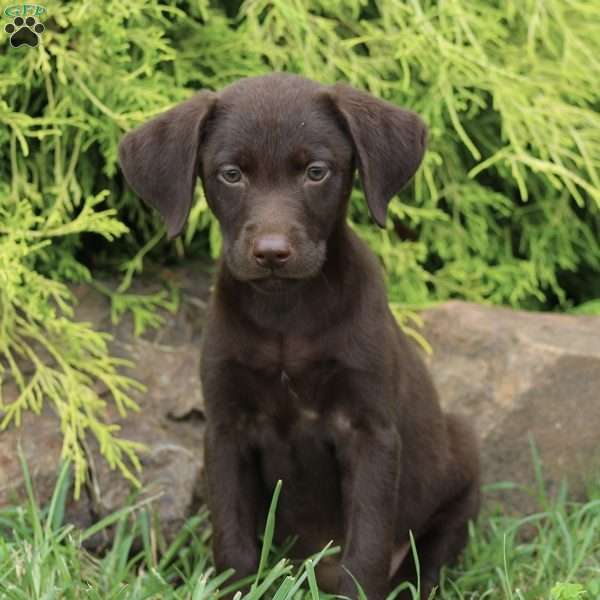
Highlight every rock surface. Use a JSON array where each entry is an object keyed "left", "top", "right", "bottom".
[
  {"left": 422, "top": 301, "right": 600, "bottom": 513},
  {"left": 1, "top": 264, "right": 599, "bottom": 537}
]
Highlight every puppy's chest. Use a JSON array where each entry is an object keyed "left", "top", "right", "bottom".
[
  {"left": 236, "top": 334, "right": 340, "bottom": 428},
  {"left": 240, "top": 333, "right": 329, "bottom": 378},
  {"left": 241, "top": 365, "right": 339, "bottom": 444}
]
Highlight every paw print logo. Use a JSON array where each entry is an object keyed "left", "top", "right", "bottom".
[{"left": 4, "top": 15, "right": 44, "bottom": 48}]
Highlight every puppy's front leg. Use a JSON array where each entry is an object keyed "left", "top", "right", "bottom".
[
  {"left": 205, "top": 426, "right": 260, "bottom": 578},
  {"left": 335, "top": 406, "right": 401, "bottom": 600},
  {"left": 203, "top": 366, "right": 261, "bottom": 594}
]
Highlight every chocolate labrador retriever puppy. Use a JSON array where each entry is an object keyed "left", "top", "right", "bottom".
[{"left": 119, "top": 73, "right": 480, "bottom": 599}]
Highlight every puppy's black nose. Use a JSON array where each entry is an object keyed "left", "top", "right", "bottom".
[{"left": 253, "top": 235, "right": 291, "bottom": 269}]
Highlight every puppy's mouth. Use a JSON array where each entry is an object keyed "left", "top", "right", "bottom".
[{"left": 249, "top": 273, "right": 306, "bottom": 294}]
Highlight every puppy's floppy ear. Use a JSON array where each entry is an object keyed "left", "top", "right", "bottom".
[
  {"left": 327, "top": 83, "right": 427, "bottom": 227},
  {"left": 118, "top": 91, "right": 217, "bottom": 239}
]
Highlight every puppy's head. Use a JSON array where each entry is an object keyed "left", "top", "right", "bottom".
[{"left": 119, "top": 74, "right": 427, "bottom": 292}]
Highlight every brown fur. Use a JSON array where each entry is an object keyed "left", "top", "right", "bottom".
[{"left": 119, "top": 73, "right": 480, "bottom": 600}]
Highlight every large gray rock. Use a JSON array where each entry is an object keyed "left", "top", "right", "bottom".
[
  {"left": 1, "top": 265, "right": 599, "bottom": 536},
  {"left": 422, "top": 301, "right": 600, "bottom": 513}
]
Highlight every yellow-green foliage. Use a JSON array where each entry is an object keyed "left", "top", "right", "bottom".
[
  {"left": 0, "top": 190, "right": 144, "bottom": 495},
  {"left": 1, "top": 0, "right": 599, "bottom": 486}
]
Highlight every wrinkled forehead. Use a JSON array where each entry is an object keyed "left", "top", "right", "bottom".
[{"left": 203, "top": 78, "right": 352, "bottom": 170}]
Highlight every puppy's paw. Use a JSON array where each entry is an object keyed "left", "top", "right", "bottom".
[{"left": 337, "top": 569, "right": 388, "bottom": 600}]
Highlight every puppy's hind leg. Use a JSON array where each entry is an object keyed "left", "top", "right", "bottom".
[{"left": 391, "top": 415, "right": 480, "bottom": 600}]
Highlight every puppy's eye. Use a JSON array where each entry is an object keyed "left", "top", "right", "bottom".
[
  {"left": 219, "top": 166, "right": 243, "bottom": 184},
  {"left": 306, "top": 162, "right": 329, "bottom": 182}
]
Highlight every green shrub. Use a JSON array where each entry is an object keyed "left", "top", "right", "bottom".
[{"left": 1, "top": 0, "right": 599, "bottom": 484}]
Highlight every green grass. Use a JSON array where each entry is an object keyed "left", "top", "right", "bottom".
[{"left": 0, "top": 457, "right": 599, "bottom": 600}]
